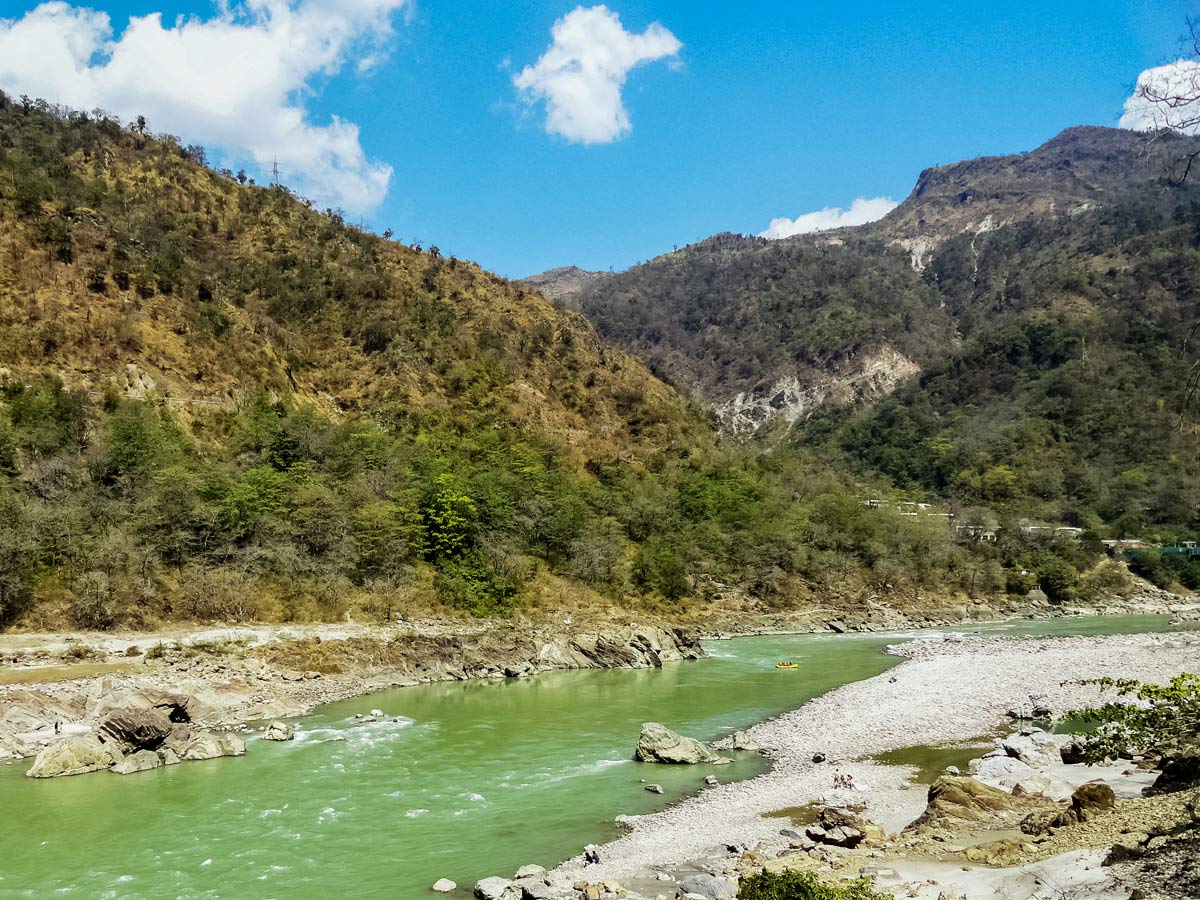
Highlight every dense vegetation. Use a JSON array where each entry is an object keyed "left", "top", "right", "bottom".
[
  {"left": 806, "top": 194, "right": 1200, "bottom": 536},
  {"left": 575, "top": 232, "right": 950, "bottom": 403},
  {"left": 1069, "top": 674, "right": 1200, "bottom": 765},
  {"left": 736, "top": 870, "right": 888, "bottom": 900},
  {"left": 2, "top": 93, "right": 1109, "bottom": 631}
]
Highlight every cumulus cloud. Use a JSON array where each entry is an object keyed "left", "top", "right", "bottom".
[
  {"left": 513, "top": 5, "right": 681, "bottom": 144},
  {"left": 0, "top": 0, "right": 409, "bottom": 213},
  {"left": 760, "top": 197, "right": 900, "bottom": 240},
  {"left": 1120, "top": 59, "right": 1200, "bottom": 134}
]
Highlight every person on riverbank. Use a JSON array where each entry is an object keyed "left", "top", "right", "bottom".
[{"left": 583, "top": 845, "right": 601, "bottom": 866}]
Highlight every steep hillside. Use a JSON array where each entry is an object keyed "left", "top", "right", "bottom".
[
  {"left": 518, "top": 266, "right": 610, "bottom": 306},
  {"left": 874, "top": 126, "right": 1200, "bottom": 259},
  {"left": 571, "top": 232, "right": 953, "bottom": 435},
  {"left": 805, "top": 191, "right": 1200, "bottom": 535},
  {"left": 0, "top": 98, "right": 705, "bottom": 464},
  {"left": 555, "top": 127, "right": 1200, "bottom": 443},
  {"left": 1, "top": 93, "right": 1061, "bottom": 632}
]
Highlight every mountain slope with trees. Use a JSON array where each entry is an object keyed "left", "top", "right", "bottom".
[{"left": 1, "top": 92, "right": 1084, "bottom": 632}]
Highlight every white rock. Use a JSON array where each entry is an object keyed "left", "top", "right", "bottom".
[{"left": 432, "top": 878, "right": 457, "bottom": 893}]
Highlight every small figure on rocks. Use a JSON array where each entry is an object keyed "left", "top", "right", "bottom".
[{"left": 583, "top": 845, "right": 601, "bottom": 866}]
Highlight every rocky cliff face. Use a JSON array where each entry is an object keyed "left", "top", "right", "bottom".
[{"left": 712, "top": 347, "right": 921, "bottom": 437}]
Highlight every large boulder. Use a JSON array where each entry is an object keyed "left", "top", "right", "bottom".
[
  {"left": 111, "top": 749, "right": 164, "bottom": 775},
  {"left": 1071, "top": 782, "right": 1116, "bottom": 822},
  {"left": 969, "top": 754, "right": 1038, "bottom": 792},
  {"left": 1151, "top": 741, "right": 1200, "bottom": 794},
  {"left": 909, "top": 776, "right": 1048, "bottom": 830},
  {"left": 635, "top": 723, "right": 724, "bottom": 765},
  {"left": 676, "top": 874, "right": 736, "bottom": 900},
  {"left": 263, "top": 721, "right": 295, "bottom": 742},
  {"left": 26, "top": 735, "right": 123, "bottom": 778},
  {"left": 999, "top": 731, "right": 1059, "bottom": 768},
  {"left": 161, "top": 726, "right": 246, "bottom": 761},
  {"left": 806, "top": 806, "right": 868, "bottom": 848},
  {"left": 474, "top": 877, "right": 517, "bottom": 900},
  {"left": 98, "top": 708, "right": 174, "bottom": 753}
]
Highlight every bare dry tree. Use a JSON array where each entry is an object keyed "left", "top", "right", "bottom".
[{"left": 1133, "top": 19, "right": 1200, "bottom": 181}]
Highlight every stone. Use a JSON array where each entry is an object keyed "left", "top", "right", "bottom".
[
  {"left": 704, "top": 775, "right": 718, "bottom": 786},
  {"left": 1000, "top": 731, "right": 1059, "bottom": 767},
  {"left": 728, "top": 730, "right": 760, "bottom": 752},
  {"left": 911, "top": 776, "right": 1044, "bottom": 830},
  {"left": 263, "top": 721, "right": 295, "bottom": 742},
  {"left": 1071, "top": 782, "right": 1116, "bottom": 821},
  {"left": 812, "top": 752, "right": 827, "bottom": 763},
  {"left": 676, "top": 874, "right": 736, "bottom": 900},
  {"left": 645, "top": 783, "right": 664, "bottom": 793},
  {"left": 1151, "top": 740, "right": 1200, "bottom": 793},
  {"left": 98, "top": 708, "right": 174, "bottom": 753},
  {"left": 515, "top": 878, "right": 556, "bottom": 900},
  {"left": 161, "top": 726, "right": 246, "bottom": 761},
  {"left": 514, "top": 865, "right": 546, "bottom": 880},
  {"left": 634, "top": 723, "right": 721, "bottom": 765},
  {"left": 944, "top": 765, "right": 961, "bottom": 776},
  {"left": 111, "top": 749, "right": 164, "bottom": 775},
  {"left": 1012, "top": 776, "right": 1053, "bottom": 797},
  {"left": 26, "top": 735, "right": 123, "bottom": 778},
  {"left": 474, "top": 877, "right": 513, "bottom": 900},
  {"left": 969, "top": 754, "right": 1037, "bottom": 791},
  {"left": 827, "top": 620, "right": 848, "bottom": 633},
  {"left": 432, "top": 879, "right": 457, "bottom": 893},
  {"left": 1060, "top": 740, "right": 1088, "bottom": 765}
]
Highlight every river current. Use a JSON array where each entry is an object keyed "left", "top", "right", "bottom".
[{"left": 0, "top": 615, "right": 1190, "bottom": 899}]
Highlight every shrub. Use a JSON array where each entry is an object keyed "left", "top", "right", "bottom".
[{"left": 736, "top": 870, "right": 889, "bottom": 900}]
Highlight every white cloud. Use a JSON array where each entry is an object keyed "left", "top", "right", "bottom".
[
  {"left": 513, "top": 5, "right": 681, "bottom": 144},
  {"left": 1120, "top": 59, "right": 1200, "bottom": 134},
  {"left": 0, "top": 0, "right": 409, "bottom": 213},
  {"left": 760, "top": 197, "right": 899, "bottom": 240}
]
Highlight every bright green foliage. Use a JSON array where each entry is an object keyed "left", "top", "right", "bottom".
[
  {"left": 736, "top": 870, "right": 890, "bottom": 900},
  {"left": 424, "top": 473, "right": 478, "bottom": 561},
  {"left": 1069, "top": 674, "right": 1200, "bottom": 763}
]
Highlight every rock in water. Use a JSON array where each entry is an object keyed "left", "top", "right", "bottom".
[
  {"left": 634, "top": 723, "right": 723, "bottom": 765},
  {"left": 161, "top": 726, "right": 246, "bottom": 761},
  {"left": 474, "top": 876, "right": 515, "bottom": 900},
  {"left": 26, "top": 735, "right": 123, "bottom": 778},
  {"left": 98, "top": 708, "right": 174, "bottom": 753},
  {"left": 263, "top": 721, "right": 295, "bottom": 742},
  {"left": 645, "top": 783, "right": 664, "bottom": 793},
  {"left": 111, "top": 749, "right": 164, "bottom": 775},
  {"left": 432, "top": 879, "right": 457, "bottom": 893},
  {"left": 514, "top": 865, "right": 546, "bottom": 879},
  {"left": 677, "top": 874, "right": 736, "bottom": 900}
]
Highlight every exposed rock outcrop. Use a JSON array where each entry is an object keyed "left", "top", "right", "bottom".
[
  {"left": 909, "top": 775, "right": 1050, "bottom": 830},
  {"left": 635, "top": 723, "right": 727, "bottom": 765},
  {"left": 26, "top": 735, "right": 123, "bottom": 778}
]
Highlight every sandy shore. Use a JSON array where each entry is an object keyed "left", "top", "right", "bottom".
[{"left": 554, "top": 629, "right": 1200, "bottom": 887}]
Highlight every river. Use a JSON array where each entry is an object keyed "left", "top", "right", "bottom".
[{"left": 0, "top": 615, "right": 1191, "bottom": 899}]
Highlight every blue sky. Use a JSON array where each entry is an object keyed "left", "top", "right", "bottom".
[{"left": 0, "top": 0, "right": 1192, "bottom": 276}]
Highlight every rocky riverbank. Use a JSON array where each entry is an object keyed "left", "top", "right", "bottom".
[
  {"left": 546, "top": 629, "right": 1200, "bottom": 898},
  {"left": 0, "top": 622, "right": 702, "bottom": 764}
]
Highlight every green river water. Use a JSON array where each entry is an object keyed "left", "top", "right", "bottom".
[{"left": 0, "top": 615, "right": 1191, "bottom": 900}]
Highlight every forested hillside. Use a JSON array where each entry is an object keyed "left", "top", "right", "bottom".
[
  {"left": 805, "top": 193, "right": 1200, "bottom": 537},
  {"left": 561, "top": 127, "right": 1200, "bottom": 441},
  {"left": 1, "top": 92, "right": 1089, "bottom": 632}
]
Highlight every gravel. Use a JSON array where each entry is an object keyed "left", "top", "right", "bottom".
[{"left": 553, "top": 630, "right": 1200, "bottom": 886}]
